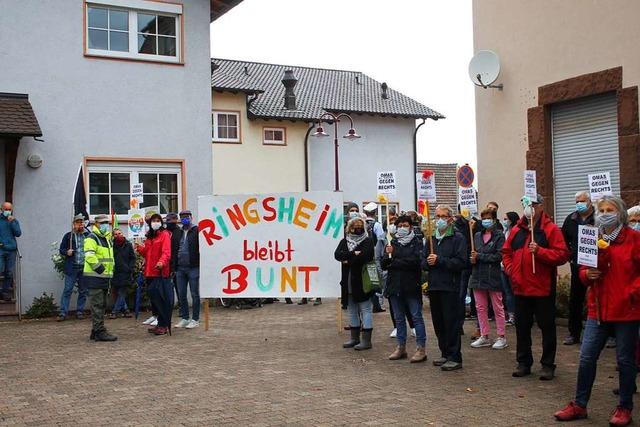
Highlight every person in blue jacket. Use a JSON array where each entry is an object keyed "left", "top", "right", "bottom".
[
  {"left": 57, "top": 214, "right": 89, "bottom": 320},
  {"left": 0, "top": 202, "right": 21, "bottom": 302}
]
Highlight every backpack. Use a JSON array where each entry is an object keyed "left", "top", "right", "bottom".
[{"left": 366, "top": 219, "right": 378, "bottom": 242}]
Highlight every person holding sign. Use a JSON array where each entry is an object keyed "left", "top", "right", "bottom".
[
  {"left": 555, "top": 195, "right": 640, "bottom": 426},
  {"left": 334, "top": 217, "right": 375, "bottom": 351},
  {"left": 561, "top": 191, "right": 595, "bottom": 346},
  {"left": 502, "top": 194, "right": 569, "bottom": 380},
  {"left": 422, "top": 205, "right": 467, "bottom": 371},
  {"left": 382, "top": 215, "right": 427, "bottom": 363}
]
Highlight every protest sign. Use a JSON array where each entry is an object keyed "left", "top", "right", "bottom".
[
  {"left": 377, "top": 171, "right": 397, "bottom": 198},
  {"left": 128, "top": 209, "right": 146, "bottom": 238},
  {"left": 524, "top": 170, "right": 537, "bottom": 202},
  {"left": 416, "top": 172, "right": 437, "bottom": 202},
  {"left": 131, "top": 183, "right": 143, "bottom": 204},
  {"left": 198, "top": 192, "right": 343, "bottom": 298},
  {"left": 458, "top": 187, "right": 478, "bottom": 216},
  {"left": 588, "top": 172, "right": 613, "bottom": 201},
  {"left": 576, "top": 225, "right": 598, "bottom": 268}
]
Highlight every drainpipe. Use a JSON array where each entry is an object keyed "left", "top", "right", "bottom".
[
  {"left": 413, "top": 119, "right": 426, "bottom": 210},
  {"left": 303, "top": 122, "right": 315, "bottom": 191}
]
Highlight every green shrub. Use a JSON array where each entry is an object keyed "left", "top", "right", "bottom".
[
  {"left": 556, "top": 274, "right": 571, "bottom": 318},
  {"left": 25, "top": 292, "right": 59, "bottom": 319}
]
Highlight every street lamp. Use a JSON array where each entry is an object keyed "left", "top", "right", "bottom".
[{"left": 312, "top": 112, "right": 360, "bottom": 191}]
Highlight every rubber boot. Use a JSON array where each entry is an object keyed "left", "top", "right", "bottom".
[
  {"left": 343, "top": 327, "right": 361, "bottom": 348},
  {"left": 354, "top": 328, "right": 373, "bottom": 351},
  {"left": 388, "top": 345, "right": 407, "bottom": 360}
]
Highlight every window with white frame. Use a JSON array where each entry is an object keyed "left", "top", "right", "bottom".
[
  {"left": 87, "top": 162, "right": 182, "bottom": 220},
  {"left": 212, "top": 111, "right": 240, "bottom": 142},
  {"left": 263, "top": 127, "right": 286, "bottom": 145},
  {"left": 85, "top": 0, "right": 182, "bottom": 63}
]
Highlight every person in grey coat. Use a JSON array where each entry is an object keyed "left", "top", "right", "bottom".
[{"left": 469, "top": 207, "right": 507, "bottom": 349}]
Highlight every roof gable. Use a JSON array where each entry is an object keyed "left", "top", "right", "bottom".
[
  {"left": 212, "top": 58, "right": 445, "bottom": 122},
  {"left": 0, "top": 93, "right": 42, "bottom": 138}
]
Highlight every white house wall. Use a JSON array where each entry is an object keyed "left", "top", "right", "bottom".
[{"left": 0, "top": 0, "right": 212, "bottom": 312}]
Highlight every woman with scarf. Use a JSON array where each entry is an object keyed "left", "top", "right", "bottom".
[
  {"left": 382, "top": 215, "right": 427, "bottom": 362},
  {"left": 136, "top": 213, "right": 173, "bottom": 336},
  {"left": 335, "top": 216, "right": 375, "bottom": 350},
  {"left": 108, "top": 228, "right": 135, "bottom": 318},
  {"left": 555, "top": 195, "right": 640, "bottom": 427}
]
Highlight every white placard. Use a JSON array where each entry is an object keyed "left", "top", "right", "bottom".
[
  {"left": 127, "top": 209, "right": 146, "bottom": 238},
  {"left": 377, "top": 171, "right": 397, "bottom": 197},
  {"left": 588, "top": 172, "right": 613, "bottom": 201},
  {"left": 577, "top": 225, "right": 598, "bottom": 268},
  {"left": 458, "top": 186, "right": 478, "bottom": 216},
  {"left": 198, "top": 192, "right": 343, "bottom": 298},
  {"left": 416, "top": 172, "right": 437, "bottom": 202},
  {"left": 524, "top": 170, "right": 538, "bottom": 202},
  {"left": 131, "top": 183, "right": 144, "bottom": 204}
]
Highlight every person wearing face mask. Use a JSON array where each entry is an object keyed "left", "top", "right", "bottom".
[
  {"left": 57, "top": 214, "right": 89, "bottom": 321},
  {"left": 628, "top": 206, "right": 640, "bottom": 234},
  {"left": 0, "top": 202, "right": 21, "bottom": 302},
  {"left": 500, "top": 211, "right": 520, "bottom": 326},
  {"left": 561, "top": 191, "right": 595, "bottom": 346},
  {"left": 107, "top": 228, "right": 135, "bottom": 319},
  {"left": 83, "top": 214, "right": 117, "bottom": 341},
  {"left": 469, "top": 208, "right": 507, "bottom": 349},
  {"left": 382, "top": 215, "right": 427, "bottom": 362},
  {"left": 502, "top": 194, "right": 569, "bottom": 380},
  {"left": 422, "top": 205, "right": 468, "bottom": 371},
  {"left": 164, "top": 213, "right": 181, "bottom": 303},
  {"left": 555, "top": 195, "right": 640, "bottom": 426},
  {"left": 136, "top": 213, "right": 173, "bottom": 336},
  {"left": 170, "top": 210, "right": 201, "bottom": 329},
  {"left": 334, "top": 217, "right": 375, "bottom": 351}
]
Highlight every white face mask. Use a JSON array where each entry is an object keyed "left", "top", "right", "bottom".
[
  {"left": 151, "top": 222, "right": 162, "bottom": 230},
  {"left": 523, "top": 206, "right": 533, "bottom": 218}
]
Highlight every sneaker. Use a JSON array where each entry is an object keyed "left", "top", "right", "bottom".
[
  {"left": 492, "top": 337, "right": 508, "bottom": 349},
  {"left": 150, "top": 319, "right": 158, "bottom": 326},
  {"left": 441, "top": 361, "right": 462, "bottom": 371},
  {"left": 563, "top": 336, "right": 579, "bottom": 345},
  {"left": 313, "top": 298, "right": 322, "bottom": 306},
  {"left": 185, "top": 319, "right": 199, "bottom": 329},
  {"left": 410, "top": 328, "right": 416, "bottom": 337},
  {"left": 606, "top": 337, "right": 617, "bottom": 348},
  {"left": 123, "top": 311, "right": 132, "bottom": 318},
  {"left": 609, "top": 407, "right": 632, "bottom": 427},
  {"left": 154, "top": 326, "right": 168, "bottom": 336},
  {"left": 174, "top": 318, "right": 190, "bottom": 328},
  {"left": 471, "top": 336, "right": 492, "bottom": 348},
  {"left": 106, "top": 312, "right": 117, "bottom": 319},
  {"left": 506, "top": 317, "right": 515, "bottom": 326},
  {"left": 148, "top": 326, "right": 159, "bottom": 333},
  {"left": 554, "top": 401, "right": 588, "bottom": 421},
  {"left": 142, "top": 315, "right": 157, "bottom": 325},
  {"left": 57, "top": 314, "right": 67, "bottom": 322},
  {"left": 298, "top": 298, "right": 308, "bottom": 305},
  {"left": 539, "top": 365, "right": 555, "bottom": 381},
  {"left": 432, "top": 357, "right": 448, "bottom": 367},
  {"left": 389, "top": 328, "right": 397, "bottom": 338},
  {"left": 93, "top": 329, "right": 117, "bottom": 342},
  {"left": 512, "top": 365, "right": 531, "bottom": 377}
]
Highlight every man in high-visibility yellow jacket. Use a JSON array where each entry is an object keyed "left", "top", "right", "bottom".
[{"left": 84, "top": 214, "right": 117, "bottom": 341}]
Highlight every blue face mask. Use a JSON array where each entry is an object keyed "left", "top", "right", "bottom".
[
  {"left": 348, "top": 212, "right": 359, "bottom": 219},
  {"left": 481, "top": 219, "right": 494, "bottom": 229},
  {"left": 395, "top": 226, "right": 410, "bottom": 238},
  {"left": 2, "top": 211, "right": 11, "bottom": 217},
  {"left": 630, "top": 223, "right": 640, "bottom": 233},
  {"left": 576, "top": 202, "right": 589, "bottom": 213},
  {"left": 435, "top": 218, "right": 448, "bottom": 231},
  {"left": 99, "top": 224, "right": 109, "bottom": 234},
  {"left": 502, "top": 220, "right": 510, "bottom": 229},
  {"left": 181, "top": 217, "right": 191, "bottom": 227}
]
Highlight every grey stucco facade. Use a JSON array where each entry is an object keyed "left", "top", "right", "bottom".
[{"left": 0, "top": 0, "right": 213, "bottom": 313}]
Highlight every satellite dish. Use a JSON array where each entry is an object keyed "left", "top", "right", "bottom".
[{"left": 469, "top": 50, "right": 503, "bottom": 90}]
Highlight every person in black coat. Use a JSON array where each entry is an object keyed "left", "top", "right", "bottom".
[
  {"left": 423, "top": 205, "right": 468, "bottom": 371},
  {"left": 334, "top": 217, "right": 375, "bottom": 351},
  {"left": 382, "top": 215, "right": 427, "bottom": 363},
  {"left": 108, "top": 228, "right": 136, "bottom": 318}
]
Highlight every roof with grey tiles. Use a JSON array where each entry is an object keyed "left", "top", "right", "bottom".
[
  {"left": 0, "top": 93, "right": 42, "bottom": 137},
  {"left": 212, "top": 58, "right": 445, "bottom": 122},
  {"left": 417, "top": 163, "right": 459, "bottom": 215}
]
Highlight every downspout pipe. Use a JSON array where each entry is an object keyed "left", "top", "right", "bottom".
[
  {"left": 413, "top": 118, "right": 427, "bottom": 210},
  {"left": 303, "top": 122, "right": 315, "bottom": 191}
]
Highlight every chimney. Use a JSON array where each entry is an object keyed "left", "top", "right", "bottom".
[
  {"left": 281, "top": 69, "right": 298, "bottom": 110},
  {"left": 381, "top": 82, "right": 389, "bottom": 99}
]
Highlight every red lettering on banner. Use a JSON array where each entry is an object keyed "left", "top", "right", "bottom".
[
  {"left": 198, "top": 219, "right": 222, "bottom": 246},
  {"left": 262, "top": 197, "right": 276, "bottom": 221},
  {"left": 298, "top": 266, "right": 319, "bottom": 292},
  {"left": 226, "top": 204, "right": 247, "bottom": 231},
  {"left": 221, "top": 263, "right": 248, "bottom": 294},
  {"left": 243, "top": 239, "right": 294, "bottom": 262}
]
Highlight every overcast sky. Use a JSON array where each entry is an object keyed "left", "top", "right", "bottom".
[{"left": 210, "top": 0, "right": 477, "bottom": 172}]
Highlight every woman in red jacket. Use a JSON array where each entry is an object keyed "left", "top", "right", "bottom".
[
  {"left": 136, "top": 213, "right": 173, "bottom": 336},
  {"left": 555, "top": 195, "right": 640, "bottom": 426}
]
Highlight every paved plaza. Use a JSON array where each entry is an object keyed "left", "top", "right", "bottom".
[{"left": 0, "top": 299, "right": 627, "bottom": 426}]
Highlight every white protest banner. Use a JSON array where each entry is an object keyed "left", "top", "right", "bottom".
[
  {"left": 577, "top": 225, "right": 598, "bottom": 268},
  {"left": 524, "top": 170, "right": 538, "bottom": 202},
  {"left": 416, "top": 172, "right": 437, "bottom": 202},
  {"left": 588, "top": 172, "right": 613, "bottom": 201},
  {"left": 198, "top": 192, "right": 343, "bottom": 298},
  {"left": 128, "top": 209, "right": 146, "bottom": 238},
  {"left": 131, "top": 183, "right": 144, "bottom": 204},
  {"left": 377, "top": 171, "right": 397, "bottom": 198},
  {"left": 458, "top": 186, "right": 478, "bottom": 216}
]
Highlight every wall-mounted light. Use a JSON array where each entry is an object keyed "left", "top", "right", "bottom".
[{"left": 27, "top": 154, "right": 43, "bottom": 168}]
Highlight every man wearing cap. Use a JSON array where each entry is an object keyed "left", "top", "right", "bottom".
[
  {"left": 364, "top": 202, "right": 386, "bottom": 313},
  {"left": 57, "top": 214, "right": 89, "bottom": 321},
  {"left": 171, "top": 210, "right": 201, "bottom": 329},
  {"left": 502, "top": 194, "right": 569, "bottom": 380},
  {"left": 84, "top": 214, "right": 117, "bottom": 341},
  {"left": 0, "top": 202, "right": 21, "bottom": 302}
]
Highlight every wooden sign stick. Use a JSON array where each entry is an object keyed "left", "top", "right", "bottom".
[
  {"left": 530, "top": 207, "right": 536, "bottom": 274},
  {"left": 425, "top": 201, "right": 434, "bottom": 254},
  {"left": 468, "top": 219, "right": 475, "bottom": 253},
  {"left": 204, "top": 298, "right": 210, "bottom": 331},
  {"left": 337, "top": 298, "right": 342, "bottom": 334}
]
